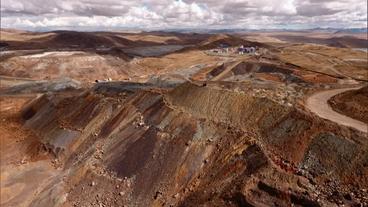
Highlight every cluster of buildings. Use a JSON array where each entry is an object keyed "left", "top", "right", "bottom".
[
  {"left": 210, "top": 44, "right": 258, "bottom": 55},
  {"left": 238, "top": 45, "right": 256, "bottom": 54}
]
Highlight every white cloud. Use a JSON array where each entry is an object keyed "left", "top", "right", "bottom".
[{"left": 0, "top": 0, "right": 366, "bottom": 30}]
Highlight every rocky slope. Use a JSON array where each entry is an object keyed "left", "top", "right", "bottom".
[
  {"left": 328, "top": 86, "right": 368, "bottom": 123},
  {"left": 15, "top": 82, "right": 368, "bottom": 207}
]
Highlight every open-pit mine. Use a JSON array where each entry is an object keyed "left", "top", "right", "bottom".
[{"left": 0, "top": 29, "right": 367, "bottom": 207}]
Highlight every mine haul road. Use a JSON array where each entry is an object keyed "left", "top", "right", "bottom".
[{"left": 306, "top": 87, "right": 367, "bottom": 134}]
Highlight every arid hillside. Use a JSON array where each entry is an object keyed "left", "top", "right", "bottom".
[
  {"left": 328, "top": 86, "right": 368, "bottom": 123},
  {"left": 1, "top": 30, "right": 367, "bottom": 82},
  {"left": 1, "top": 80, "right": 367, "bottom": 206},
  {"left": 1, "top": 29, "right": 367, "bottom": 207},
  {"left": 270, "top": 35, "right": 368, "bottom": 48},
  {"left": 243, "top": 31, "right": 368, "bottom": 47}
]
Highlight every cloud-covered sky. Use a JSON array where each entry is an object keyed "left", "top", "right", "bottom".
[{"left": 1, "top": 0, "right": 367, "bottom": 30}]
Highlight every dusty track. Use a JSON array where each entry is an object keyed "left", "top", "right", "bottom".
[{"left": 306, "top": 87, "right": 368, "bottom": 133}]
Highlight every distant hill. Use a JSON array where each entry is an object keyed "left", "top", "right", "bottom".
[
  {"left": 334, "top": 28, "right": 368, "bottom": 34},
  {"left": 45, "top": 31, "right": 137, "bottom": 48},
  {"left": 272, "top": 35, "right": 368, "bottom": 48},
  {"left": 197, "top": 34, "right": 267, "bottom": 50},
  {"left": 0, "top": 30, "right": 174, "bottom": 50}
]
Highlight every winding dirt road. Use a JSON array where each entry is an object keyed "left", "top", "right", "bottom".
[{"left": 306, "top": 87, "right": 367, "bottom": 133}]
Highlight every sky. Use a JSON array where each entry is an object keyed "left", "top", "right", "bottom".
[{"left": 1, "top": 0, "right": 367, "bottom": 31}]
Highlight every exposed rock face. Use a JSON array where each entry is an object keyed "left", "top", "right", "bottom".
[
  {"left": 21, "top": 82, "right": 368, "bottom": 206},
  {"left": 328, "top": 86, "right": 368, "bottom": 123}
]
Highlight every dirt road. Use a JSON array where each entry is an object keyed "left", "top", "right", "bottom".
[{"left": 306, "top": 87, "right": 367, "bottom": 133}]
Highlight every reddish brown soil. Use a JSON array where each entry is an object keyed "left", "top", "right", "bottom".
[
  {"left": 293, "top": 70, "right": 338, "bottom": 84},
  {"left": 256, "top": 73, "right": 284, "bottom": 82},
  {"left": 1, "top": 30, "right": 368, "bottom": 207},
  {"left": 0, "top": 96, "right": 48, "bottom": 165},
  {"left": 0, "top": 96, "right": 59, "bottom": 207},
  {"left": 328, "top": 86, "right": 368, "bottom": 123},
  {"left": 14, "top": 83, "right": 367, "bottom": 206}
]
